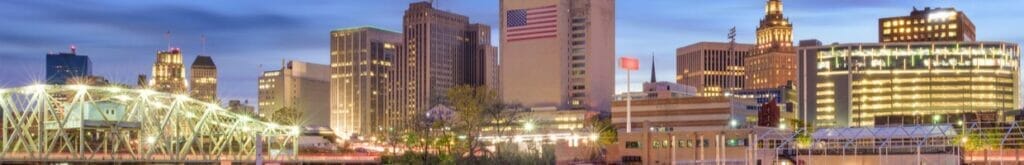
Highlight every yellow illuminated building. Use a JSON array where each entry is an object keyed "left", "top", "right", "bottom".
[
  {"left": 879, "top": 7, "right": 976, "bottom": 43},
  {"left": 745, "top": 0, "right": 796, "bottom": 90},
  {"left": 676, "top": 42, "right": 753, "bottom": 97},
  {"left": 810, "top": 42, "right": 1019, "bottom": 127},
  {"left": 330, "top": 27, "right": 401, "bottom": 136},
  {"left": 150, "top": 48, "right": 187, "bottom": 94},
  {"left": 189, "top": 55, "right": 217, "bottom": 103}
]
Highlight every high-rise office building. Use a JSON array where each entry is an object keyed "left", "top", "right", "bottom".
[
  {"left": 879, "top": 7, "right": 976, "bottom": 43},
  {"left": 150, "top": 48, "right": 187, "bottom": 94},
  {"left": 676, "top": 42, "right": 754, "bottom": 96},
  {"left": 796, "top": 39, "right": 822, "bottom": 126},
  {"left": 485, "top": 46, "right": 501, "bottom": 92},
  {"left": 189, "top": 55, "right": 217, "bottom": 103},
  {"left": 45, "top": 46, "right": 92, "bottom": 85},
  {"left": 463, "top": 24, "right": 498, "bottom": 89},
  {"left": 395, "top": 2, "right": 495, "bottom": 130},
  {"left": 804, "top": 42, "right": 1019, "bottom": 127},
  {"left": 744, "top": 0, "right": 796, "bottom": 90},
  {"left": 258, "top": 60, "right": 331, "bottom": 127},
  {"left": 329, "top": 27, "right": 401, "bottom": 136},
  {"left": 500, "top": 0, "right": 614, "bottom": 111}
]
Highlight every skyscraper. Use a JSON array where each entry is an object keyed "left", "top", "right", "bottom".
[
  {"left": 189, "top": 55, "right": 217, "bottom": 103},
  {"left": 500, "top": 0, "right": 614, "bottom": 111},
  {"left": 879, "top": 7, "right": 976, "bottom": 43},
  {"left": 45, "top": 46, "right": 92, "bottom": 85},
  {"left": 258, "top": 60, "right": 332, "bottom": 127},
  {"left": 676, "top": 42, "right": 754, "bottom": 96},
  {"left": 329, "top": 27, "right": 401, "bottom": 136},
  {"left": 395, "top": 2, "right": 494, "bottom": 130},
  {"left": 744, "top": 0, "right": 796, "bottom": 90},
  {"left": 150, "top": 48, "right": 187, "bottom": 94},
  {"left": 796, "top": 39, "right": 822, "bottom": 127}
]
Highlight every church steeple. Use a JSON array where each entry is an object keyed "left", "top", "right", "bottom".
[{"left": 650, "top": 54, "right": 656, "bottom": 83}]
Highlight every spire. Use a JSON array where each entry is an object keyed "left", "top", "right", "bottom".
[{"left": 650, "top": 53, "right": 656, "bottom": 83}]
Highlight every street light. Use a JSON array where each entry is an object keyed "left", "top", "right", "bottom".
[{"left": 524, "top": 121, "right": 536, "bottom": 132}]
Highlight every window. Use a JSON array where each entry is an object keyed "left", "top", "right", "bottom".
[
  {"left": 571, "top": 26, "right": 585, "bottom": 31},
  {"left": 653, "top": 140, "right": 671, "bottom": 149},
  {"left": 625, "top": 141, "right": 641, "bottom": 148}
]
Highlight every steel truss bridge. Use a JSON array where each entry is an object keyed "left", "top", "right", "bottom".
[{"left": 0, "top": 84, "right": 299, "bottom": 163}]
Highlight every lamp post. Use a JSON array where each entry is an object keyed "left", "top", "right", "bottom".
[{"left": 620, "top": 57, "right": 639, "bottom": 133}]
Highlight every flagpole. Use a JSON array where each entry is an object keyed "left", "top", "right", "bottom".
[{"left": 626, "top": 68, "right": 632, "bottom": 133}]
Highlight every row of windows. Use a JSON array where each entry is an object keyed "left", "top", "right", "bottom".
[{"left": 625, "top": 139, "right": 750, "bottom": 149}]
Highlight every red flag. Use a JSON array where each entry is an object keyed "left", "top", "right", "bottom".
[{"left": 620, "top": 57, "right": 639, "bottom": 71}]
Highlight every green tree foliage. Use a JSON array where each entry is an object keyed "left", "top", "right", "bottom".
[{"left": 269, "top": 107, "right": 302, "bottom": 125}]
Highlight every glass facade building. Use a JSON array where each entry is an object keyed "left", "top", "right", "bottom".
[{"left": 45, "top": 51, "right": 92, "bottom": 85}]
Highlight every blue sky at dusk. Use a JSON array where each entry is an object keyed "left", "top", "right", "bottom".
[{"left": 1, "top": 0, "right": 1021, "bottom": 103}]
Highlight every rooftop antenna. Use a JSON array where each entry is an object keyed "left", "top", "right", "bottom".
[
  {"left": 201, "top": 34, "right": 207, "bottom": 55},
  {"left": 164, "top": 31, "right": 172, "bottom": 50}
]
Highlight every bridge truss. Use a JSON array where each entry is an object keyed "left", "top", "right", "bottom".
[{"left": 0, "top": 84, "right": 298, "bottom": 162}]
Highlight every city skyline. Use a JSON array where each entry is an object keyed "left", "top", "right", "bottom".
[{"left": 2, "top": 0, "right": 1022, "bottom": 103}]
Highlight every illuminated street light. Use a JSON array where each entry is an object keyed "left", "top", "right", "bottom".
[{"left": 523, "top": 121, "right": 536, "bottom": 132}]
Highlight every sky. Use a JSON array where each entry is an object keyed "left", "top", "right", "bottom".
[{"left": 1, "top": 0, "right": 1022, "bottom": 103}]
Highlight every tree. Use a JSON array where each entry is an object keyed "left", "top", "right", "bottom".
[
  {"left": 269, "top": 107, "right": 302, "bottom": 125},
  {"left": 444, "top": 85, "right": 525, "bottom": 163}
]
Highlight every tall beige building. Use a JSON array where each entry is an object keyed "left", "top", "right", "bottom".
[
  {"left": 258, "top": 61, "right": 331, "bottom": 127},
  {"left": 676, "top": 42, "right": 754, "bottom": 97},
  {"left": 744, "top": 0, "right": 796, "bottom": 90},
  {"left": 484, "top": 46, "right": 500, "bottom": 92},
  {"left": 500, "top": 0, "right": 614, "bottom": 111},
  {"left": 189, "top": 55, "right": 217, "bottom": 103},
  {"left": 395, "top": 2, "right": 495, "bottom": 130},
  {"left": 329, "top": 27, "right": 401, "bottom": 136},
  {"left": 150, "top": 48, "right": 187, "bottom": 94}
]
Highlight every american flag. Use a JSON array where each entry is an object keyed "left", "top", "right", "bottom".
[{"left": 505, "top": 5, "right": 558, "bottom": 42}]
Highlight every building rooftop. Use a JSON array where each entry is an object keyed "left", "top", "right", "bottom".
[
  {"left": 191, "top": 55, "right": 216, "bottom": 68},
  {"left": 330, "top": 26, "right": 399, "bottom": 34},
  {"left": 812, "top": 125, "right": 956, "bottom": 140}
]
